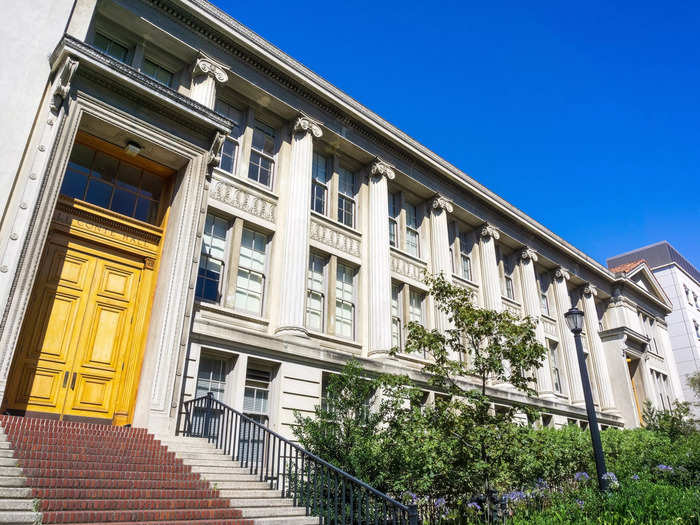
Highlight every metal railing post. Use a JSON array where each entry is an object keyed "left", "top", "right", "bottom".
[{"left": 408, "top": 504, "right": 418, "bottom": 525}]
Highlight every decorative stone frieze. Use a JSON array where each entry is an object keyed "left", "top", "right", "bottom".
[
  {"left": 369, "top": 159, "right": 395, "bottom": 180},
  {"left": 309, "top": 218, "right": 360, "bottom": 258},
  {"left": 210, "top": 180, "right": 276, "bottom": 222},
  {"left": 293, "top": 115, "right": 323, "bottom": 138},
  {"left": 543, "top": 317, "right": 558, "bottom": 337},
  {"left": 391, "top": 254, "right": 426, "bottom": 282},
  {"left": 50, "top": 56, "right": 79, "bottom": 113},
  {"left": 479, "top": 223, "right": 500, "bottom": 240}
]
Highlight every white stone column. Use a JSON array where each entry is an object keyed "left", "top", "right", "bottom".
[
  {"left": 582, "top": 284, "right": 617, "bottom": 412},
  {"left": 478, "top": 223, "right": 502, "bottom": 312},
  {"left": 551, "top": 267, "right": 584, "bottom": 405},
  {"left": 190, "top": 57, "right": 228, "bottom": 109},
  {"left": 430, "top": 195, "right": 453, "bottom": 332},
  {"left": 275, "top": 116, "right": 323, "bottom": 337},
  {"left": 368, "top": 160, "right": 395, "bottom": 354},
  {"left": 518, "top": 247, "right": 555, "bottom": 396}
]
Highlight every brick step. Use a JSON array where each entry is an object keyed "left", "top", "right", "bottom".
[
  {"left": 40, "top": 497, "right": 232, "bottom": 512},
  {"left": 0, "top": 418, "right": 148, "bottom": 434},
  {"left": 41, "top": 507, "right": 244, "bottom": 523},
  {"left": 15, "top": 450, "right": 178, "bottom": 464},
  {"left": 56, "top": 520, "right": 252, "bottom": 525},
  {"left": 19, "top": 468, "right": 199, "bottom": 481},
  {"left": 25, "top": 478, "right": 210, "bottom": 490},
  {"left": 17, "top": 459, "right": 190, "bottom": 474},
  {"left": 33, "top": 488, "right": 218, "bottom": 500},
  {"left": 6, "top": 435, "right": 155, "bottom": 446}
]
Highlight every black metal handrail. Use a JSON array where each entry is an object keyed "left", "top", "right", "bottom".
[{"left": 178, "top": 393, "right": 417, "bottom": 524}]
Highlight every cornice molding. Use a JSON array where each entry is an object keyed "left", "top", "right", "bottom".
[
  {"left": 431, "top": 195, "right": 453, "bottom": 213},
  {"left": 479, "top": 223, "right": 500, "bottom": 241},
  {"left": 193, "top": 56, "right": 228, "bottom": 82},
  {"left": 293, "top": 115, "right": 323, "bottom": 138},
  {"left": 369, "top": 159, "right": 395, "bottom": 181}
]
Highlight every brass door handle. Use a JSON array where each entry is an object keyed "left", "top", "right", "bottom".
[
  {"left": 62, "top": 371, "right": 69, "bottom": 388},
  {"left": 70, "top": 372, "right": 77, "bottom": 390}
]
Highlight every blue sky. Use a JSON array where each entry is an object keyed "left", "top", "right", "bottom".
[{"left": 213, "top": 0, "right": 700, "bottom": 269}]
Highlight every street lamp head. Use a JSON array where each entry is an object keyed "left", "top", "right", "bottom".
[{"left": 565, "top": 307, "right": 585, "bottom": 333}]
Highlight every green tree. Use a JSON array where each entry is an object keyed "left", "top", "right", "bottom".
[{"left": 395, "top": 273, "right": 548, "bottom": 506}]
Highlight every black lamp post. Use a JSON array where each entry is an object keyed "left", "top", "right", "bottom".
[{"left": 564, "top": 307, "right": 609, "bottom": 492}]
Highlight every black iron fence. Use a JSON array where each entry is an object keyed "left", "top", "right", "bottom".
[{"left": 178, "top": 393, "right": 418, "bottom": 525}]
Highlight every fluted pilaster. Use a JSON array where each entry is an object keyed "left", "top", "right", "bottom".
[
  {"left": 518, "top": 248, "right": 555, "bottom": 396},
  {"left": 581, "top": 284, "right": 617, "bottom": 413},
  {"left": 552, "top": 267, "right": 584, "bottom": 405},
  {"left": 430, "top": 196, "right": 453, "bottom": 332},
  {"left": 190, "top": 56, "right": 229, "bottom": 109},
  {"left": 368, "top": 159, "right": 395, "bottom": 354},
  {"left": 276, "top": 116, "right": 323, "bottom": 337},
  {"left": 479, "top": 223, "right": 502, "bottom": 312}
]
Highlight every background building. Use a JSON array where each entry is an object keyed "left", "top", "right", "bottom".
[
  {"left": 0, "top": 0, "right": 684, "bottom": 436},
  {"left": 608, "top": 242, "right": 699, "bottom": 418}
]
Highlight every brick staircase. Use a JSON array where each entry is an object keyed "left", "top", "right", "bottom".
[{"left": 0, "top": 415, "right": 318, "bottom": 525}]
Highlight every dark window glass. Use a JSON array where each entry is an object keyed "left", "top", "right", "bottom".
[
  {"left": 111, "top": 189, "right": 137, "bottom": 217},
  {"left": 94, "top": 33, "right": 129, "bottom": 63},
  {"left": 85, "top": 179, "right": 112, "bottom": 208}
]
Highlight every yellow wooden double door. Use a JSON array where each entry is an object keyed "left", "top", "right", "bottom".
[{"left": 5, "top": 234, "right": 145, "bottom": 422}]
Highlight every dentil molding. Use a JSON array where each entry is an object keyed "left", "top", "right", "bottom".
[
  {"left": 309, "top": 218, "right": 361, "bottom": 258},
  {"left": 210, "top": 179, "right": 276, "bottom": 222},
  {"left": 293, "top": 115, "right": 323, "bottom": 138}
]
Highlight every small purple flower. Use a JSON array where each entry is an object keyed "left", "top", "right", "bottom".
[
  {"left": 631, "top": 474, "right": 640, "bottom": 480},
  {"left": 576, "top": 499, "right": 584, "bottom": 508},
  {"left": 574, "top": 472, "right": 590, "bottom": 482},
  {"left": 434, "top": 498, "right": 446, "bottom": 508},
  {"left": 467, "top": 502, "right": 481, "bottom": 511},
  {"left": 602, "top": 472, "right": 619, "bottom": 488},
  {"left": 657, "top": 464, "right": 673, "bottom": 472}
]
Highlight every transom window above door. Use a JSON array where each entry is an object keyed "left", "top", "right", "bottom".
[{"left": 60, "top": 139, "right": 166, "bottom": 225}]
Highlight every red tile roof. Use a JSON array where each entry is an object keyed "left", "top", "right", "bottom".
[{"left": 608, "top": 259, "right": 646, "bottom": 274}]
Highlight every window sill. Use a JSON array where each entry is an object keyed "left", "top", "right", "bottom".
[
  {"left": 306, "top": 329, "right": 362, "bottom": 349},
  {"left": 195, "top": 300, "right": 269, "bottom": 326},
  {"left": 452, "top": 274, "right": 479, "bottom": 289},
  {"left": 310, "top": 210, "right": 362, "bottom": 237},
  {"left": 212, "top": 166, "right": 278, "bottom": 200},
  {"left": 390, "top": 246, "right": 427, "bottom": 266}
]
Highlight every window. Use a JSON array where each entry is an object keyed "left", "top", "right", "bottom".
[
  {"left": 409, "top": 290, "right": 424, "bottom": 324},
  {"left": 337, "top": 167, "right": 356, "bottom": 227},
  {"left": 695, "top": 320, "right": 700, "bottom": 339},
  {"left": 241, "top": 367, "right": 271, "bottom": 462},
  {"left": 306, "top": 254, "right": 326, "bottom": 332},
  {"left": 311, "top": 152, "right": 331, "bottom": 214},
  {"left": 549, "top": 340, "right": 565, "bottom": 395},
  {"left": 94, "top": 33, "right": 129, "bottom": 63},
  {"left": 405, "top": 203, "right": 420, "bottom": 257},
  {"left": 335, "top": 263, "right": 355, "bottom": 338},
  {"left": 652, "top": 370, "right": 673, "bottom": 410},
  {"left": 61, "top": 142, "right": 164, "bottom": 224},
  {"left": 540, "top": 293, "right": 550, "bottom": 316},
  {"left": 193, "top": 355, "right": 228, "bottom": 436},
  {"left": 248, "top": 121, "right": 275, "bottom": 188},
  {"left": 504, "top": 275, "right": 515, "bottom": 300},
  {"left": 195, "top": 214, "right": 228, "bottom": 302},
  {"left": 388, "top": 192, "right": 400, "bottom": 247},
  {"left": 391, "top": 284, "right": 402, "bottom": 349},
  {"left": 214, "top": 99, "right": 243, "bottom": 174},
  {"left": 458, "top": 232, "right": 472, "bottom": 281},
  {"left": 685, "top": 286, "right": 692, "bottom": 305},
  {"left": 234, "top": 228, "right": 267, "bottom": 314},
  {"left": 694, "top": 293, "right": 699, "bottom": 309},
  {"left": 142, "top": 59, "right": 173, "bottom": 86}
]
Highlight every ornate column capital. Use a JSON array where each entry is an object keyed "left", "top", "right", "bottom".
[
  {"left": 193, "top": 56, "right": 229, "bottom": 83},
  {"left": 552, "top": 266, "right": 570, "bottom": 282},
  {"left": 369, "top": 159, "right": 395, "bottom": 180},
  {"left": 207, "top": 131, "right": 226, "bottom": 167},
  {"left": 519, "top": 246, "right": 538, "bottom": 263},
  {"left": 582, "top": 283, "right": 598, "bottom": 297},
  {"left": 293, "top": 115, "right": 323, "bottom": 138},
  {"left": 51, "top": 57, "right": 79, "bottom": 113},
  {"left": 431, "top": 195, "right": 453, "bottom": 213},
  {"left": 479, "top": 223, "right": 500, "bottom": 241}
]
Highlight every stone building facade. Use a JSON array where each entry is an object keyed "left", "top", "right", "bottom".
[
  {"left": 0, "top": 0, "right": 684, "bottom": 436},
  {"left": 608, "top": 242, "right": 699, "bottom": 419}
]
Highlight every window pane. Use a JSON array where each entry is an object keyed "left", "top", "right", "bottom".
[
  {"left": 196, "top": 213, "right": 228, "bottom": 302},
  {"left": 60, "top": 169, "right": 88, "bottom": 199},
  {"left": 252, "top": 123, "right": 275, "bottom": 155},
  {"left": 306, "top": 254, "right": 326, "bottom": 331},
  {"left": 311, "top": 182, "right": 326, "bottom": 214},
  {"left": 85, "top": 179, "right": 112, "bottom": 208},
  {"left": 219, "top": 138, "right": 236, "bottom": 173},
  {"left": 338, "top": 167, "right": 354, "bottom": 197},
  {"left": 214, "top": 99, "right": 243, "bottom": 128},
  {"left": 111, "top": 189, "right": 137, "bottom": 217},
  {"left": 139, "top": 171, "right": 163, "bottom": 200},
  {"left": 409, "top": 291, "right": 423, "bottom": 323},
  {"left": 115, "top": 162, "right": 141, "bottom": 192},
  {"left": 338, "top": 195, "right": 354, "bottom": 227},
  {"left": 406, "top": 229, "right": 419, "bottom": 257},
  {"left": 461, "top": 255, "right": 472, "bottom": 281},
  {"left": 91, "top": 152, "right": 119, "bottom": 183},
  {"left": 94, "top": 33, "right": 128, "bottom": 63}
]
